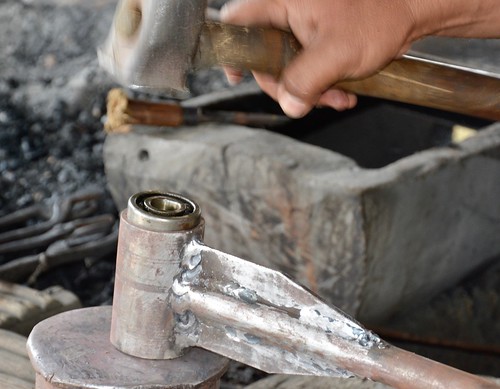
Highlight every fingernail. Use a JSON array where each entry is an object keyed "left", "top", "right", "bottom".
[{"left": 280, "top": 91, "right": 308, "bottom": 118}]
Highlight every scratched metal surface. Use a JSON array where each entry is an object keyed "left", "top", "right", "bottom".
[{"left": 410, "top": 37, "right": 500, "bottom": 75}]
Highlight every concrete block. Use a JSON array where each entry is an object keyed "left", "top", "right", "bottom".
[{"left": 103, "top": 123, "right": 500, "bottom": 322}]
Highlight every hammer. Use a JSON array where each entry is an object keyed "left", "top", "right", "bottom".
[{"left": 99, "top": 0, "right": 500, "bottom": 121}]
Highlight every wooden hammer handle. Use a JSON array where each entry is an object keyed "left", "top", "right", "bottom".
[
  {"left": 203, "top": 22, "right": 500, "bottom": 121},
  {"left": 338, "top": 57, "right": 500, "bottom": 121}
]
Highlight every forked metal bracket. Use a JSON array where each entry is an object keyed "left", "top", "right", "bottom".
[{"left": 28, "top": 191, "right": 499, "bottom": 389}]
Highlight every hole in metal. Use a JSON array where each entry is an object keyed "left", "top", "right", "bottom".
[
  {"left": 135, "top": 193, "right": 195, "bottom": 218},
  {"left": 144, "top": 196, "right": 188, "bottom": 217},
  {"left": 128, "top": 191, "right": 201, "bottom": 231}
]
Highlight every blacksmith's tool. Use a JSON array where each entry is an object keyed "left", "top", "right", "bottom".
[
  {"left": 0, "top": 190, "right": 101, "bottom": 248},
  {"left": 104, "top": 88, "right": 289, "bottom": 132},
  {"left": 0, "top": 190, "right": 117, "bottom": 283},
  {"left": 27, "top": 191, "right": 499, "bottom": 389},
  {"left": 0, "top": 214, "right": 117, "bottom": 283},
  {"left": 99, "top": 0, "right": 500, "bottom": 121}
]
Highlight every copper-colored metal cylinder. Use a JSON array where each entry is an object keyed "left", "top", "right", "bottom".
[{"left": 110, "top": 191, "right": 204, "bottom": 359}]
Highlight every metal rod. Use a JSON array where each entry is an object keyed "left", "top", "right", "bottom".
[
  {"left": 104, "top": 88, "right": 289, "bottom": 133},
  {"left": 172, "top": 243, "right": 499, "bottom": 388},
  {"left": 370, "top": 326, "right": 500, "bottom": 356}
]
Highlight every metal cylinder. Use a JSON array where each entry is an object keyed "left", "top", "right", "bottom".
[{"left": 110, "top": 191, "right": 204, "bottom": 359}]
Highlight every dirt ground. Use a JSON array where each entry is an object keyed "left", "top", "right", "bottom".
[{"left": 0, "top": 0, "right": 498, "bottom": 387}]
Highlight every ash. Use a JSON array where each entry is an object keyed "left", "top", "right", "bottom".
[
  {"left": 0, "top": 0, "right": 230, "bottom": 215},
  {"left": 0, "top": 0, "right": 115, "bottom": 214}
]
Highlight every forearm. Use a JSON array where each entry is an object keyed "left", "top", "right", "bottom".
[{"left": 410, "top": 0, "right": 500, "bottom": 39}]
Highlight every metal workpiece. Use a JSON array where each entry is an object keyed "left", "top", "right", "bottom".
[
  {"left": 110, "top": 190, "right": 499, "bottom": 389},
  {"left": 0, "top": 190, "right": 117, "bottom": 284},
  {"left": 27, "top": 307, "right": 228, "bottom": 389},
  {"left": 172, "top": 242, "right": 384, "bottom": 377},
  {"left": 111, "top": 191, "right": 204, "bottom": 359},
  {"left": 172, "top": 245, "right": 499, "bottom": 388},
  {"left": 23, "top": 190, "right": 499, "bottom": 389},
  {"left": 127, "top": 191, "right": 201, "bottom": 232}
]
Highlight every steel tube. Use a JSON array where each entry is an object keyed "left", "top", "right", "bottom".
[
  {"left": 172, "top": 243, "right": 500, "bottom": 388},
  {"left": 108, "top": 190, "right": 499, "bottom": 388},
  {"left": 110, "top": 191, "right": 204, "bottom": 359},
  {"left": 366, "top": 345, "right": 499, "bottom": 389}
]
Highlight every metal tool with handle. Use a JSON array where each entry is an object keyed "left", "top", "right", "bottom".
[
  {"left": 198, "top": 22, "right": 500, "bottom": 121},
  {"left": 99, "top": 0, "right": 500, "bottom": 120}
]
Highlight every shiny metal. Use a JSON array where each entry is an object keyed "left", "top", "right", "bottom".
[
  {"left": 98, "top": 0, "right": 207, "bottom": 96},
  {"left": 111, "top": 191, "right": 500, "bottom": 389},
  {"left": 27, "top": 307, "right": 228, "bottom": 389},
  {"left": 128, "top": 191, "right": 201, "bottom": 232},
  {"left": 402, "top": 53, "right": 500, "bottom": 80},
  {"left": 111, "top": 191, "right": 204, "bottom": 359},
  {"left": 172, "top": 241, "right": 383, "bottom": 378}
]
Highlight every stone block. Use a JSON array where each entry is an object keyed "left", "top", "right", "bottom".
[{"left": 103, "top": 123, "right": 500, "bottom": 322}]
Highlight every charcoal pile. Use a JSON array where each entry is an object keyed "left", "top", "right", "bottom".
[
  {"left": 0, "top": 1, "right": 116, "bottom": 213},
  {"left": 0, "top": 0, "right": 122, "bottom": 309}
]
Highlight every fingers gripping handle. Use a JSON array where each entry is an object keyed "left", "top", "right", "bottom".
[{"left": 201, "top": 21, "right": 500, "bottom": 121}]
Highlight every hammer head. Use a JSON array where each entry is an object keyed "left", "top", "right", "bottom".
[{"left": 98, "top": 0, "right": 207, "bottom": 97}]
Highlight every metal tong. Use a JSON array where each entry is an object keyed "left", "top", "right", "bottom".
[{"left": 0, "top": 190, "right": 117, "bottom": 284}]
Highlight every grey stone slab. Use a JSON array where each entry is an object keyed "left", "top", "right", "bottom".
[{"left": 103, "top": 123, "right": 500, "bottom": 322}]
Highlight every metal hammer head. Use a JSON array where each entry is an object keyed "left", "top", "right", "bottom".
[
  {"left": 110, "top": 191, "right": 203, "bottom": 359},
  {"left": 98, "top": 0, "right": 207, "bottom": 97}
]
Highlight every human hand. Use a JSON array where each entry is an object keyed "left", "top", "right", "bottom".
[
  {"left": 221, "top": 0, "right": 500, "bottom": 118},
  {"left": 220, "top": 0, "right": 418, "bottom": 117}
]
